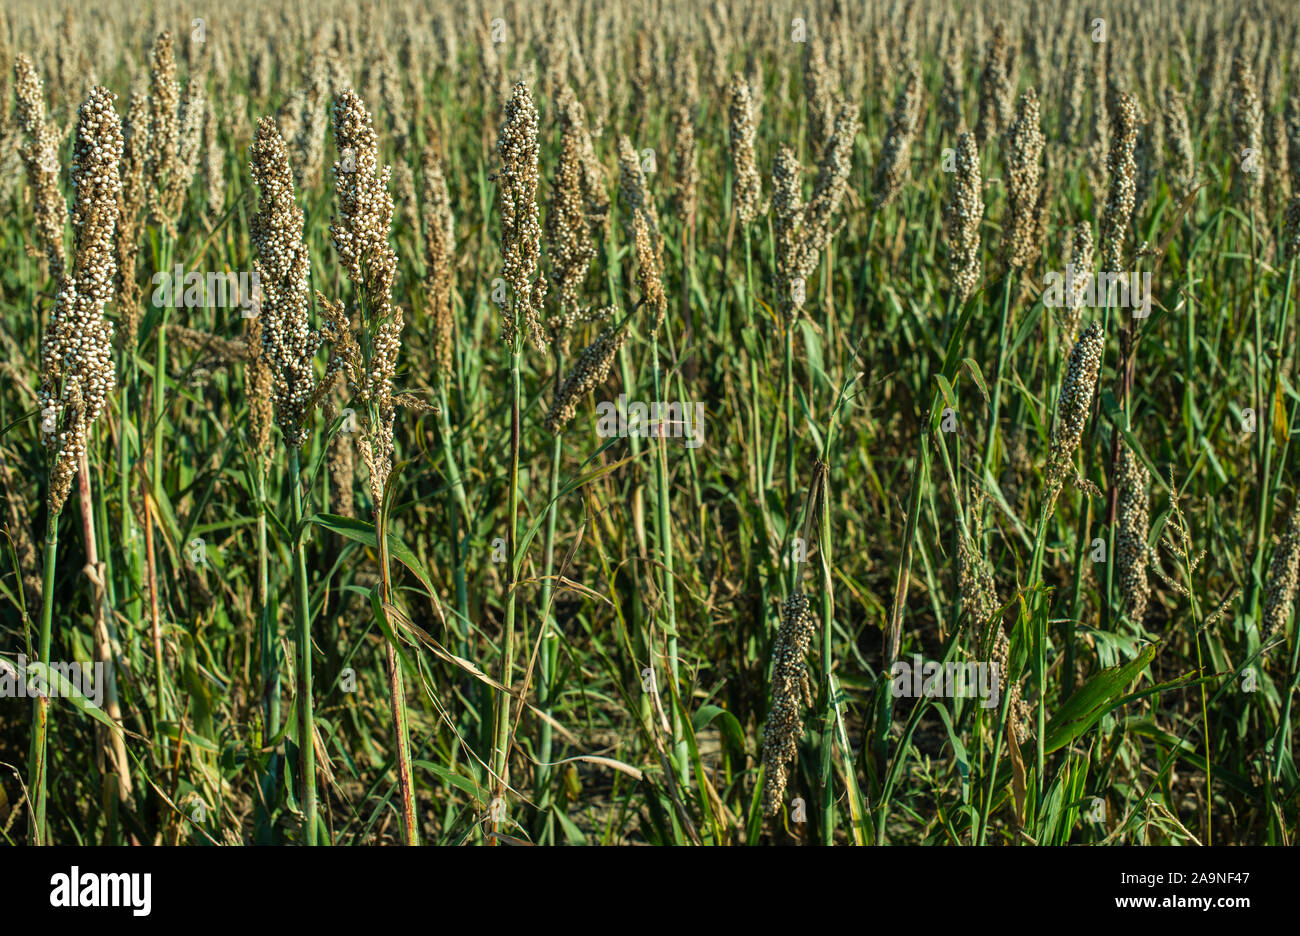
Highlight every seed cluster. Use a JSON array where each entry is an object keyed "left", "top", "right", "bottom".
[
  {"left": 329, "top": 90, "right": 405, "bottom": 508},
  {"left": 1229, "top": 57, "right": 1262, "bottom": 207},
  {"left": 543, "top": 312, "right": 627, "bottom": 435},
  {"left": 497, "top": 80, "right": 547, "bottom": 350},
  {"left": 146, "top": 31, "right": 181, "bottom": 226},
  {"left": 1162, "top": 88, "right": 1195, "bottom": 201},
  {"left": 727, "top": 73, "right": 762, "bottom": 225},
  {"left": 618, "top": 136, "right": 667, "bottom": 331},
  {"left": 761, "top": 593, "right": 816, "bottom": 816},
  {"left": 1060, "top": 222, "right": 1094, "bottom": 343},
  {"left": 975, "top": 23, "right": 1013, "bottom": 147},
  {"left": 1099, "top": 91, "right": 1140, "bottom": 274},
  {"left": 1003, "top": 89, "right": 1045, "bottom": 270},
  {"left": 1047, "top": 322, "right": 1104, "bottom": 504},
  {"left": 772, "top": 146, "right": 808, "bottom": 321},
  {"left": 250, "top": 117, "right": 320, "bottom": 448},
  {"left": 168, "top": 81, "right": 206, "bottom": 216},
  {"left": 803, "top": 38, "right": 836, "bottom": 163},
  {"left": 39, "top": 86, "right": 122, "bottom": 514},
  {"left": 1262, "top": 505, "right": 1300, "bottom": 640},
  {"left": 546, "top": 87, "right": 601, "bottom": 355},
  {"left": 804, "top": 101, "right": 859, "bottom": 255},
  {"left": 15, "top": 54, "right": 69, "bottom": 283},
  {"left": 422, "top": 147, "right": 455, "bottom": 379},
  {"left": 873, "top": 62, "right": 922, "bottom": 211},
  {"left": 1115, "top": 445, "right": 1152, "bottom": 625},
  {"left": 945, "top": 131, "right": 983, "bottom": 305},
  {"left": 672, "top": 106, "right": 699, "bottom": 239},
  {"left": 771, "top": 103, "right": 859, "bottom": 322},
  {"left": 959, "top": 532, "right": 1030, "bottom": 745}
]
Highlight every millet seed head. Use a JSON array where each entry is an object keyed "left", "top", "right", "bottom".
[
  {"left": 496, "top": 80, "right": 547, "bottom": 351},
  {"left": 761, "top": 593, "right": 817, "bottom": 816}
]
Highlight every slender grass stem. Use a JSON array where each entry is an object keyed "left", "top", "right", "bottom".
[
  {"left": 288, "top": 446, "right": 316, "bottom": 845},
  {"left": 27, "top": 506, "right": 58, "bottom": 845},
  {"left": 376, "top": 493, "right": 418, "bottom": 845},
  {"left": 491, "top": 349, "right": 522, "bottom": 830}
]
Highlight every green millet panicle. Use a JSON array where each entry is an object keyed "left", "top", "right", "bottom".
[
  {"left": 1263, "top": 505, "right": 1300, "bottom": 640},
  {"left": 1116, "top": 445, "right": 1152, "bottom": 625}
]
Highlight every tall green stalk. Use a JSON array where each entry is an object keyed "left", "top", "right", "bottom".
[
  {"left": 982, "top": 275, "right": 1015, "bottom": 476},
  {"left": 376, "top": 488, "right": 418, "bottom": 845},
  {"left": 255, "top": 464, "right": 280, "bottom": 843},
  {"left": 27, "top": 506, "right": 59, "bottom": 845},
  {"left": 491, "top": 349, "right": 523, "bottom": 826},
  {"left": 536, "top": 361, "right": 564, "bottom": 827},
  {"left": 288, "top": 446, "right": 316, "bottom": 845},
  {"left": 650, "top": 332, "right": 686, "bottom": 784}
]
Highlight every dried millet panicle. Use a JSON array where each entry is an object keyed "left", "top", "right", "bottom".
[
  {"left": 244, "top": 313, "right": 274, "bottom": 471},
  {"left": 496, "top": 80, "right": 547, "bottom": 351},
  {"left": 618, "top": 136, "right": 667, "bottom": 331},
  {"left": 727, "top": 73, "right": 762, "bottom": 225},
  {"left": 202, "top": 98, "right": 225, "bottom": 217},
  {"left": 250, "top": 117, "right": 321, "bottom": 449},
  {"left": 1099, "top": 90, "right": 1140, "bottom": 275},
  {"left": 762, "top": 592, "right": 816, "bottom": 816},
  {"left": 324, "top": 398, "right": 356, "bottom": 519},
  {"left": 945, "top": 131, "right": 983, "bottom": 306},
  {"left": 1229, "top": 56, "right": 1262, "bottom": 207},
  {"left": 146, "top": 31, "right": 180, "bottom": 225},
  {"left": 1003, "top": 89, "right": 1045, "bottom": 271},
  {"left": 117, "top": 87, "right": 149, "bottom": 345},
  {"left": 1086, "top": 50, "right": 1111, "bottom": 203},
  {"left": 1060, "top": 222, "right": 1094, "bottom": 344},
  {"left": 803, "top": 37, "right": 835, "bottom": 163},
  {"left": 1265, "top": 110, "right": 1291, "bottom": 209},
  {"left": 803, "top": 100, "right": 858, "bottom": 258},
  {"left": 772, "top": 145, "right": 809, "bottom": 322},
  {"left": 770, "top": 101, "right": 859, "bottom": 323},
  {"left": 975, "top": 23, "right": 1011, "bottom": 147},
  {"left": 330, "top": 89, "right": 397, "bottom": 317},
  {"left": 873, "top": 61, "right": 922, "bottom": 211},
  {"left": 543, "top": 311, "right": 628, "bottom": 435},
  {"left": 1061, "top": 51, "right": 1085, "bottom": 146},
  {"left": 40, "top": 86, "right": 122, "bottom": 515},
  {"left": 617, "top": 134, "right": 661, "bottom": 248},
  {"left": 422, "top": 147, "right": 455, "bottom": 379},
  {"left": 672, "top": 105, "right": 699, "bottom": 238},
  {"left": 15, "top": 54, "right": 69, "bottom": 283},
  {"left": 1046, "top": 321, "right": 1104, "bottom": 504},
  {"left": 1162, "top": 88, "right": 1195, "bottom": 202},
  {"left": 168, "top": 80, "right": 205, "bottom": 215},
  {"left": 329, "top": 89, "right": 405, "bottom": 508},
  {"left": 546, "top": 86, "right": 599, "bottom": 355},
  {"left": 959, "top": 533, "right": 999, "bottom": 647}
]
